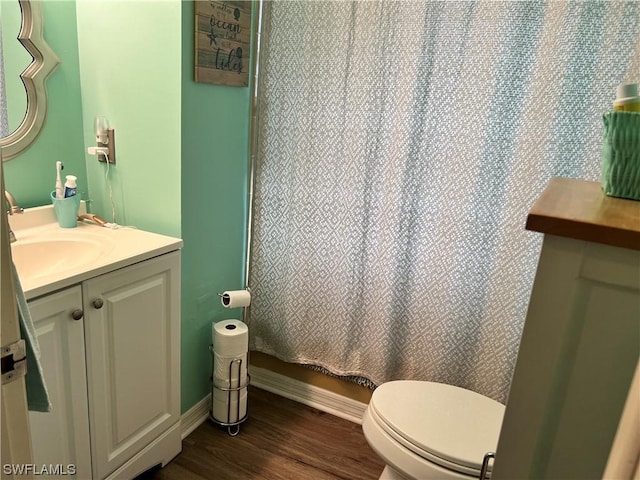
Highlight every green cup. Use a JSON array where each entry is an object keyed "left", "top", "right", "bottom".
[{"left": 51, "top": 191, "right": 81, "bottom": 228}]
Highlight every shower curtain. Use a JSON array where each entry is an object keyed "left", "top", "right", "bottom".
[
  {"left": 0, "top": 20, "right": 9, "bottom": 138},
  {"left": 248, "top": 1, "right": 640, "bottom": 403}
]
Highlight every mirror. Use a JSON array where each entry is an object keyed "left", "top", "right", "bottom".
[
  {"left": 1, "top": 0, "right": 29, "bottom": 141},
  {"left": 0, "top": 0, "right": 59, "bottom": 161}
]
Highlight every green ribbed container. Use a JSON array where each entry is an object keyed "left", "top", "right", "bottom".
[{"left": 601, "top": 110, "right": 640, "bottom": 201}]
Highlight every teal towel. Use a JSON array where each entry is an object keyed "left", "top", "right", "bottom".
[{"left": 12, "top": 262, "right": 51, "bottom": 412}]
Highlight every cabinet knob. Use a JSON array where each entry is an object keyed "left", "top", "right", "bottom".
[
  {"left": 92, "top": 298, "right": 104, "bottom": 309},
  {"left": 71, "top": 309, "right": 84, "bottom": 321}
]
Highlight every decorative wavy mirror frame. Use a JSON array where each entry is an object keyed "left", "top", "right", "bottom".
[{"left": 1, "top": 0, "right": 60, "bottom": 162}]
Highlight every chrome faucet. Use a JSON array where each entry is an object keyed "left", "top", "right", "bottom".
[{"left": 5, "top": 190, "right": 23, "bottom": 242}]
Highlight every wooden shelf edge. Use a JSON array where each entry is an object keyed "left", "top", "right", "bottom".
[{"left": 526, "top": 178, "right": 640, "bottom": 251}]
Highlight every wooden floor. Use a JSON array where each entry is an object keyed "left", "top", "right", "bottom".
[{"left": 139, "top": 387, "right": 385, "bottom": 480}]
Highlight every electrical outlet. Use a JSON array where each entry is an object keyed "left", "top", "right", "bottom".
[{"left": 97, "top": 128, "right": 116, "bottom": 164}]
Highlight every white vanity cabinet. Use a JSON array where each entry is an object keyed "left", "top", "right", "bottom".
[
  {"left": 83, "top": 251, "right": 181, "bottom": 480},
  {"left": 28, "top": 286, "right": 92, "bottom": 479},
  {"left": 28, "top": 251, "right": 181, "bottom": 480},
  {"left": 493, "top": 178, "right": 640, "bottom": 479}
]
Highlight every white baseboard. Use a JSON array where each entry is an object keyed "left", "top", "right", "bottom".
[
  {"left": 249, "top": 366, "right": 368, "bottom": 424},
  {"left": 180, "top": 394, "right": 211, "bottom": 439},
  {"left": 180, "top": 367, "right": 368, "bottom": 440}
]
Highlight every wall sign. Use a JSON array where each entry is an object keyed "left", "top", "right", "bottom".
[{"left": 195, "top": 1, "right": 252, "bottom": 87}]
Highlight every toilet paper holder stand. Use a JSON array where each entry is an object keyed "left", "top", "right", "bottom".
[{"left": 208, "top": 345, "right": 250, "bottom": 436}]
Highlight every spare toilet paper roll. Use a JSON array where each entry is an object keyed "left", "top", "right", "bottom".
[
  {"left": 213, "top": 352, "right": 248, "bottom": 388},
  {"left": 213, "top": 388, "right": 248, "bottom": 424},
  {"left": 220, "top": 289, "right": 251, "bottom": 308},
  {"left": 212, "top": 320, "right": 249, "bottom": 357}
]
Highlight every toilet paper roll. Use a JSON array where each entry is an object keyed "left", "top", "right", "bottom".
[
  {"left": 220, "top": 289, "right": 251, "bottom": 308},
  {"left": 212, "top": 388, "right": 248, "bottom": 424},
  {"left": 212, "top": 320, "right": 249, "bottom": 357},
  {"left": 213, "top": 352, "right": 248, "bottom": 388}
]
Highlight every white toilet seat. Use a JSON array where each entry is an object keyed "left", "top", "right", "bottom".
[
  {"left": 364, "top": 380, "right": 505, "bottom": 479},
  {"left": 363, "top": 407, "right": 471, "bottom": 480}
]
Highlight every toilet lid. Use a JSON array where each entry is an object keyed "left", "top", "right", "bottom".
[{"left": 369, "top": 380, "right": 505, "bottom": 475}]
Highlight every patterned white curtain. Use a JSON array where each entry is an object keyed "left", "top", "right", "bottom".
[
  {"left": 0, "top": 19, "right": 9, "bottom": 138},
  {"left": 248, "top": 1, "right": 640, "bottom": 403}
]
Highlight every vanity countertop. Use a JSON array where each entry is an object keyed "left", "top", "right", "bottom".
[
  {"left": 9, "top": 205, "right": 183, "bottom": 300},
  {"left": 526, "top": 177, "right": 640, "bottom": 251}
]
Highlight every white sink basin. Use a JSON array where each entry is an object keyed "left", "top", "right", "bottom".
[
  {"left": 11, "top": 235, "right": 113, "bottom": 281},
  {"left": 8, "top": 204, "right": 182, "bottom": 300}
]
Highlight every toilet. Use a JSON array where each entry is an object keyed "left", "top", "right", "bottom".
[{"left": 362, "top": 380, "right": 505, "bottom": 480}]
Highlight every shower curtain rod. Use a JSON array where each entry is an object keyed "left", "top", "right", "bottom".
[{"left": 242, "top": 0, "right": 265, "bottom": 325}]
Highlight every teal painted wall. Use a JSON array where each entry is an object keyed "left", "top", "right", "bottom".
[
  {"left": 3, "top": 0, "right": 251, "bottom": 416},
  {"left": 75, "top": 1, "right": 181, "bottom": 238},
  {"left": 2, "top": 1, "right": 86, "bottom": 208},
  {"left": 180, "top": 1, "right": 251, "bottom": 413}
]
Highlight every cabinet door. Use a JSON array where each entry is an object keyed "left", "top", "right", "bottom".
[
  {"left": 28, "top": 286, "right": 92, "bottom": 479},
  {"left": 83, "top": 252, "right": 180, "bottom": 480}
]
